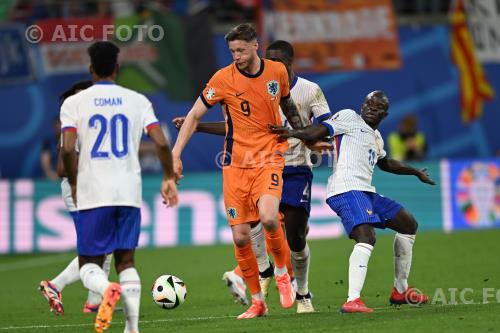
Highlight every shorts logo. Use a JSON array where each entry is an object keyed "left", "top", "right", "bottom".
[
  {"left": 366, "top": 209, "right": 373, "bottom": 215},
  {"left": 206, "top": 87, "right": 216, "bottom": 100},
  {"left": 227, "top": 207, "right": 237, "bottom": 219},
  {"left": 267, "top": 80, "right": 279, "bottom": 97}
]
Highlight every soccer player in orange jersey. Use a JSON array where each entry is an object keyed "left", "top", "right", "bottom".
[{"left": 172, "top": 23, "right": 304, "bottom": 319}]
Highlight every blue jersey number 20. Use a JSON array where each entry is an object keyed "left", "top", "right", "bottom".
[{"left": 89, "top": 114, "right": 129, "bottom": 159}]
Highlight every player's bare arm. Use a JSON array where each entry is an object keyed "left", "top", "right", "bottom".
[
  {"left": 376, "top": 157, "right": 436, "bottom": 185},
  {"left": 173, "top": 117, "right": 226, "bottom": 136},
  {"left": 56, "top": 141, "right": 66, "bottom": 178},
  {"left": 61, "top": 130, "right": 78, "bottom": 202},
  {"left": 305, "top": 141, "right": 333, "bottom": 153},
  {"left": 172, "top": 97, "right": 209, "bottom": 180},
  {"left": 270, "top": 123, "right": 329, "bottom": 144},
  {"left": 280, "top": 97, "right": 304, "bottom": 129}
]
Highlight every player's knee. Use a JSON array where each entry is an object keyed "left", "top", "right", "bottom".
[
  {"left": 287, "top": 233, "right": 306, "bottom": 252},
  {"left": 351, "top": 224, "right": 376, "bottom": 246},
  {"left": 113, "top": 249, "right": 135, "bottom": 273},
  {"left": 400, "top": 211, "right": 418, "bottom": 234},
  {"left": 360, "top": 234, "right": 376, "bottom": 246},
  {"left": 406, "top": 217, "right": 418, "bottom": 235},
  {"left": 260, "top": 214, "right": 279, "bottom": 231},
  {"left": 114, "top": 258, "right": 134, "bottom": 273},
  {"left": 233, "top": 233, "right": 251, "bottom": 248}
]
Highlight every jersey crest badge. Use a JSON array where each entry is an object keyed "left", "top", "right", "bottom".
[
  {"left": 267, "top": 80, "right": 279, "bottom": 98},
  {"left": 206, "top": 87, "right": 216, "bottom": 100},
  {"left": 227, "top": 207, "right": 237, "bottom": 219}
]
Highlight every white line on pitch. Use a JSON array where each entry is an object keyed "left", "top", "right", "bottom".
[
  {"left": 1, "top": 302, "right": 497, "bottom": 330},
  {"left": 0, "top": 315, "right": 233, "bottom": 331}
]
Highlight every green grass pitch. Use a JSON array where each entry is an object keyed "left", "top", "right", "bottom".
[{"left": 1, "top": 229, "right": 499, "bottom": 332}]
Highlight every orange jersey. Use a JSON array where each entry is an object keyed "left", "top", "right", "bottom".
[{"left": 200, "top": 59, "right": 290, "bottom": 168}]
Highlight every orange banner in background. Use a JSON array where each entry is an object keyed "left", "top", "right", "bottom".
[
  {"left": 450, "top": 0, "right": 495, "bottom": 123},
  {"left": 262, "top": 0, "right": 401, "bottom": 72}
]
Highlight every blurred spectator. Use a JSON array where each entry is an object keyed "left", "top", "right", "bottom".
[
  {"left": 40, "top": 116, "right": 60, "bottom": 180},
  {"left": 388, "top": 114, "right": 427, "bottom": 161}
]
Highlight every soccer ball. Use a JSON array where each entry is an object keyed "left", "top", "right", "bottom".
[{"left": 151, "top": 274, "right": 187, "bottom": 309}]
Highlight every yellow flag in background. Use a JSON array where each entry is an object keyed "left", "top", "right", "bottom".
[{"left": 450, "top": 0, "right": 495, "bottom": 123}]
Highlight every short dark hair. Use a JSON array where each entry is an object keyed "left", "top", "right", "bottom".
[
  {"left": 266, "top": 40, "right": 294, "bottom": 59},
  {"left": 87, "top": 41, "right": 120, "bottom": 78},
  {"left": 224, "top": 23, "right": 257, "bottom": 42},
  {"left": 59, "top": 80, "right": 93, "bottom": 103},
  {"left": 366, "top": 90, "right": 390, "bottom": 111}
]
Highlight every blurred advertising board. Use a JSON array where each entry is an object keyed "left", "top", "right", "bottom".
[
  {"left": 441, "top": 159, "right": 500, "bottom": 231},
  {"left": 262, "top": 0, "right": 401, "bottom": 72},
  {"left": 0, "top": 164, "right": 447, "bottom": 254}
]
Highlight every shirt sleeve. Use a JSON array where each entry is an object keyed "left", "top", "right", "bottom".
[
  {"left": 320, "top": 109, "right": 355, "bottom": 137},
  {"left": 200, "top": 70, "right": 225, "bottom": 109},
  {"left": 279, "top": 63, "right": 290, "bottom": 99},
  {"left": 375, "top": 131, "right": 387, "bottom": 160},
  {"left": 60, "top": 97, "right": 77, "bottom": 132},
  {"left": 310, "top": 83, "right": 331, "bottom": 122}
]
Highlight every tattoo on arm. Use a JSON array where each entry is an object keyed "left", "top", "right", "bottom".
[{"left": 280, "top": 98, "right": 303, "bottom": 129}]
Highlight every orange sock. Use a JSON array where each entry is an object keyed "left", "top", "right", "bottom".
[
  {"left": 264, "top": 224, "right": 294, "bottom": 277},
  {"left": 233, "top": 265, "right": 243, "bottom": 278},
  {"left": 234, "top": 242, "right": 260, "bottom": 295},
  {"left": 264, "top": 226, "right": 288, "bottom": 270}
]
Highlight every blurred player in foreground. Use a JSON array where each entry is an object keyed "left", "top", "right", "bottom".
[
  {"left": 39, "top": 80, "right": 116, "bottom": 316},
  {"left": 61, "top": 41, "right": 178, "bottom": 332},
  {"left": 271, "top": 90, "right": 435, "bottom": 313}
]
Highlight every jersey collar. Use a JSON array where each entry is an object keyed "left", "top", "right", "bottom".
[{"left": 236, "top": 58, "right": 265, "bottom": 78}]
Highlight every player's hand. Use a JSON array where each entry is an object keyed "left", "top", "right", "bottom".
[
  {"left": 173, "top": 155, "right": 184, "bottom": 183},
  {"left": 305, "top": 141, "right": 333, "bottom": 154},
  {"left": 161, "top": 178, "right": 178, "bottom": 207},
  {"left": 416, "top": 168, "right": 436, "bottom": 185},
  {"left": 172, "top": 117, "right": 186, "bottom": 131},
  {"left": 268, "top": 124, "right": 292, "bottom": 139}
]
